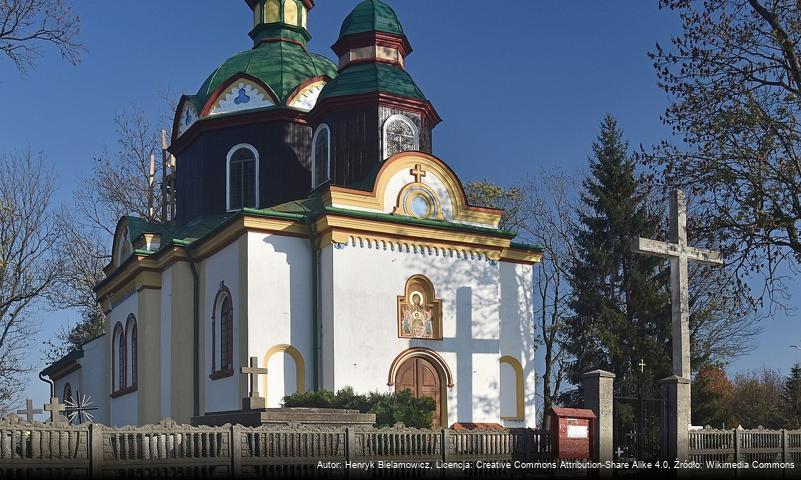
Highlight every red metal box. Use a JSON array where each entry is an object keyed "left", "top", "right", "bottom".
[{"left": 548, "top": 407, "right": 596, "bottom": 460}]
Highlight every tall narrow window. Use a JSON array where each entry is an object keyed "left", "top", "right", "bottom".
[
  {"left": 220, "top": 296, "right": 232, "bottom": 371},
  {"left": 227, "top": 145, "right": 259, "bottom": 211},
  {"left": 211, "top": 284, "right": 234, "bottom": 379},
  {"left": 125, "top": 314, "right": 138, "bottom": 390},
  {"left": 312, "top": 124, "right": 331, "bottom": 187},
  {"left": 383, "top": 115, "right": 419, "bottom": 159},
  {"left": 63, "top": 383, "right": 73, "bottom": 405},
  {"left": 112, "top": 323, "right": 125, "bottom": 393}
]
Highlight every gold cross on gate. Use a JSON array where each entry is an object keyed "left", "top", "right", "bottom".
[
  {"left": 410, "top": 164, "right": 427, "bottom": 183},
  {"left": 638, "top": 359, "right": 646, "bottom": 373}
]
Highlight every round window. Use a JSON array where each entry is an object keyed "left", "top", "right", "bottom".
[{"left": 403, "top": 187, "right": 438, "bottom": 219}]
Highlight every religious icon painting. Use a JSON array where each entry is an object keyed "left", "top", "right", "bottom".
[{"left": 397, "top": 275, "right": 442, "bottom": 340}]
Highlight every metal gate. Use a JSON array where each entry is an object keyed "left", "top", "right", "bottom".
[{"left": 613, "top": 376, "right": 663, "bottom": 462}]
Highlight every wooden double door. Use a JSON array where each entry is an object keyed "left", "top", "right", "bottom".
[{"left": 395, "top": 357, "right": 443, "bottom": 428}]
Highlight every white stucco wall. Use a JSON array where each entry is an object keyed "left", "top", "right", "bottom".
[
  {"left": 80, "top": 335, "right": 109, "bottom": 424},
  {"left": 203, "top": 240, "right": 241, "bottom": 413},
  {"left": 247, "top": 232, "right": 312, "bottom": 408},
  {"left": 108, "top": 292, "right": 139, "bottom": 427},
  {"left": 160, "top": 266, "right": 173, "bottom": 419},
  {"left": 499, "top": 261, "right": 536, "bottom": 428},
  {"left": 322, "top": 237, "right": 537, "bottom": 427}
]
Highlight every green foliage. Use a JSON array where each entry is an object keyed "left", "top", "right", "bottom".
[
  {"left": 785, "top": 364, "right": 801, "bottom": 429},
  {"left": 564, "top": 115, "right": 672, "bottom": 388},
  {"left": 692, "top": 364, "right": 736, "bottom": 428},
  {"left": 728, "top": 368, "right": 789, "bottom": 429},
  {"left": 464, "top": 180, "right": 525, "bottom": 232},
  {"left": 282, "top": 387, "right": 435, "bottom": 428}
]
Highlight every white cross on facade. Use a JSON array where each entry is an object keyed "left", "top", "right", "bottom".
[
  {"left": 632, "top": 190, "right": 723, "bottom": 380},
  {"left": 638, "top": 359, "right": 646, "bottom": 373}
]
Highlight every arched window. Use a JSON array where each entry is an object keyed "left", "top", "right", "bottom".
[
  {"left": 264, "top": 0, "right": 280, "bottom": 23},
  {"left": 283, "top": 0, "right": 299, "bottom": 26},
  {"left": 383, "top": 114, "right": 419, "bottom": 160},
  {"left": 227, "top": 144, "right": 259, "bottom": 211},
  {"left": 211, "top": 285, "right": 234, "bottom": 379},
  {"left": 112, "top": 322, "right": 125, "bottom": 393},
  {"left": 63, "top": 383, "right": 73, "bottom": 404},
  {"left": 312, "top": 125, "right": 331, "bottom": 188},
  {"left": 125, "top": 314, "right": 138, "bottom": 390}
]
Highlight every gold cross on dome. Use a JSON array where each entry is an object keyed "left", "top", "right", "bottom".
[{"left": 410, "top": 164, "right": 427, "bottom": 183}]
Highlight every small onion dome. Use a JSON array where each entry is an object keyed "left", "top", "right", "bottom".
[
  {"left": 319, "top": 0, "right": 437, "bottom": 126},
  {"left": 338, "top": 0, "right": 405, "bottom": 38}
]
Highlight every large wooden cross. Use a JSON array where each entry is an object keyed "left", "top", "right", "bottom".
[{"left": 632, "top": 190, "right": 723, "bottom": 380}]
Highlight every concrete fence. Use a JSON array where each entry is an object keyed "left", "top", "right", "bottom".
[
  {"left": 689, "top": 426, "right": 801, "bottom": 467},
  {"left": 0, "top": 416, "right": 551, "bottom": 477}
]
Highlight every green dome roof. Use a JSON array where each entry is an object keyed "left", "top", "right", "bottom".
[
  {"left": 339, "top": 0, "right": 405, "bottom": 39},
  {"left": 318, "top": 62, "right": 425, "bottom": 102},
  {"left": 193, "top": 41, "right": 337, "bottom": 108}
]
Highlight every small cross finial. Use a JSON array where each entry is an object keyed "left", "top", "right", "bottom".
[
  {"left": 410, "top": 164, "right": 427, "bottom": 183},
  {"left": 16, "top": 399, "right": 43, "bottom": 422},
  {"left": 43, "top": 397, "right": 66, "bottom": 423},
  {"left": 615, "top": 446, "right": 625, "bottom": 458},
  {"left": 638, "top": 359, "right": 646, "bottom": 373}
]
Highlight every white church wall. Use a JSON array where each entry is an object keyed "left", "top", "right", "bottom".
[
  {"left": 202, "top": 240, "right": 241, "bottom": 413},
  {"left": 159, "top": 265, "right": 173, "bottom": 419},
  {"left": 108, "top": 291, "right": 139, "bottom": 427},
  {"left": 328, "top": 238, "right": 522, "bottom": 426},
  {"left": 247, "top": 232, "right": 313, "bottom": 408},
  {"left": 80, "top": 335, "right": 109, "bottom": 425},
  {"left": 319, "top": 245, "right": 335, "bottom": 392},
  {"left": 499, "top": 261, "right": 536, "bottom": 428}
]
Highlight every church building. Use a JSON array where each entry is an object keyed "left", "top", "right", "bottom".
[{"left": 42, "top": 0, "right": 542, "bottom": 429}]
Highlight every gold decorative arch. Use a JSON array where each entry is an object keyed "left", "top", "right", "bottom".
[
  {"left": 397, "top": 275, "right": 442, "bottom": 340},
  {"left": 262, "top": 344, "right": 306, "bottom": 403},
  {"left": 499, "top": 356, "right": 525, "bottom": 421},
  {"left": 323, "top": 152, "right": 504, "bottom": 228}
]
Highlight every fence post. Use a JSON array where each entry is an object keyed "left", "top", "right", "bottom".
[
  {"left": 230, "top": 424, "right": 241, "bottom": 478},
  {"left": 441, "top": 428, "right": 449, "bottom": 463},
  {"left": 89, "top": 423, "right": 103, "bottom": 479},
  {"left": 782, "top": 429, "right": 788, "bottom": 466},
  {"left": 582, "top": 369, "right": 615, "bottom": 463},
  {"left": 345, "top": 427, "right": 353, "bottom": 464},
  {"left": 733, "top": 428, "right": 740, "bottom": 465}
]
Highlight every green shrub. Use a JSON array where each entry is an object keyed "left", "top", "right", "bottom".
[{"left": 282, "top": 387, "right": 436, "bottom": 428}]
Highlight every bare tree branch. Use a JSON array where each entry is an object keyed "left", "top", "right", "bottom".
[{"left": 0, "top": 0, "right": 83, "bottom": 72}]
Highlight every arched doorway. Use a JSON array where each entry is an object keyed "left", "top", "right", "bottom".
[
  {"left": 395, "top": 357, "right": 442, "bottom": 427},
  {"left": 388, "top": 348, "right": 453, "bottom": 429}
]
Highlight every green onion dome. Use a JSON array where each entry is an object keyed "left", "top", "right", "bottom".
[{"left": 338, "top": 0, "right": 405, "bottom": 38}]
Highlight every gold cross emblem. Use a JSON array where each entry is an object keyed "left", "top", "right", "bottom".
[{"left": 410, "top": 164, "right": 427, "bottom": 183}]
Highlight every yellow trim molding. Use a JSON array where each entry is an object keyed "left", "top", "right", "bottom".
[
  {"left": 499, "top": 356, "right": 525, "bottom": 421},
  {"left": 262, "top": 344, "right": 306, "bottom": 404},
  {"left": 322, "top": 152, "right": 504, "bottom": 228}
]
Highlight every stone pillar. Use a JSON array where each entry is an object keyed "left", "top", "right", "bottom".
[
  {"left": 582, "top": 370, "right": 615, "bottom": 463},
  {"left": 659, "top": 375, "right": 690, "bottom": 462}
]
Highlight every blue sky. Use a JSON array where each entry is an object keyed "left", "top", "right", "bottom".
[{"left": 1, "top": 1, "right": 797, "bottom": 409}]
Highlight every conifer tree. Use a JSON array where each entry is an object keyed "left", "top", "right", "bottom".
[
  {"left": 786, "top": 364, "right": 801, "bottom": 429},
  {"left": 564, "top": 115, "right": 671, "bottom": 390}
]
